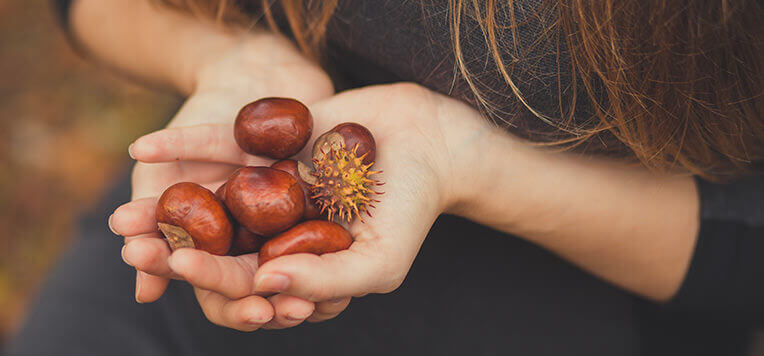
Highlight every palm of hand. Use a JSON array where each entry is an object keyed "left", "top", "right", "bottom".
[
  {"left": 280, "top": 83, "right": 456, "bottom": 296},
  {"left": 111, "top": 38, "right": 342, "bottom": 330},
  {"left": 116, "top": 82, "right": 470, "bottom": 331}
]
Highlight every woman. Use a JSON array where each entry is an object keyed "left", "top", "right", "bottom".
[{"left": 10, "top": 0, "right": 763, "bottom": 355}]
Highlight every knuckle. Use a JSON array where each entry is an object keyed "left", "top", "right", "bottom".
[
  {"left": 200, "top": 305, "right": 222, "bottom": 327},
  {"left": 199, "top": 124, "right": 219, "bottom": 157},
  {"left": 304, "top": 284, "right": 332, "bottom": 302},
  {"left": 177, "top": 127, "right": 190, "bottom": 161},
  {"left": 303, "top": 273, "right": 340, "bottom": 301},
  {"left": 388, "top": 82, "right": 427, "bottom": 97},
  {"left": 213, "top": 273, "right": 235, "bottom": 298},
  {"left": 210, "top": 124, "right": 228, "bottom": 157},
  {"left": 144, "top": 243, "right": 166, "bottom": 266}
]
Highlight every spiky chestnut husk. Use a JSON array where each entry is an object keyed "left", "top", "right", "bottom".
[{"left": 311, "top": 145, "right": 382, "bottom": 223}]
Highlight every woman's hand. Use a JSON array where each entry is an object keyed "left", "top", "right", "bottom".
[
  {"left": 113, "top": 83, "right": 495, "bottom": 330},
  {"left": 129, "top": 32, "right": 333, "bottom": 200},
  {"left": 107, "top": 31, "right": 345, "bottom": 330},
  {"left": 114, "top": 75, "right": 698, "bottom": 334}
]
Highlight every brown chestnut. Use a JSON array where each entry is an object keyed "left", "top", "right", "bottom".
[
  {"left": 258, "top": 220, "right": 353, "bottom": 265},
  {"left": 234, "top": 97, "right": 313, "bottom": 159},
  {"left": 214, "top": 182, "right": 228, "bottom": 202},
  {"left": 156, "top": 182, "right": 233, "bottom": 255},
  {"left": 270, "top": 159, "right": 322, "bottom": 220},
  {"left": 224, "top": 166, "right": 305, "bottom": 236},
  {"left": 228, "top": 225, "right": 266, "bottom": 256},
  {"left": 216, "top": 181, "right": 266, "bottom": 255},
  {"left": 313, "top": 122, "right": 376, "bottom": 165}
]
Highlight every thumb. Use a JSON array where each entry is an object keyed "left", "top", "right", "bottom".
[{"left": 253, "top": 238, "right": 405, "bottom": 301}]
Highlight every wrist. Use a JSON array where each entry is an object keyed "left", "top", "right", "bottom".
[
  {"left": 436, "top": 100, "right": 546, "bottom": 234},
  {"left": 434, "top": 98, "right": 525, "bottom": 220}
]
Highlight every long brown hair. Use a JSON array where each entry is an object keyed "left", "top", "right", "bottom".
[{"left": 156, "top": 0, "right": 763, "bottom": 179}]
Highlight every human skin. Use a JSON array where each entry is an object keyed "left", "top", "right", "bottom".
[
  {"left": 75, "top": 0, "right": 699, "bottom": 333},
  {"left": 72, "top": 0, "right": 340, "bottom": 330},
  {"left": 118, "top": 83, "right": 699, "bottom": 330}
]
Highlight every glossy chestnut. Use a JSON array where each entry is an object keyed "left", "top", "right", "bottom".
[
  {"left": 313, "top": 122, "right": 376, "bottom": 165},
  {"left": 228, "top": 225, "right": 266, "bottom": 256},
  {"left": 258, "top": 220, "right": 353, "bottom": 265},
  {"left": 214, "top": 182, "right": 228, "bottom": 202},
  {"left": 234, "top": 97, "right": 313, "bottom": 159},
  {"left": 270, "top": 159, "right": 322, "bottom": 219},
  {"left": 223, "top": 166, "right": 305, "bottom": 236},
  {"left": 156, "top": 182, "right": 233, "bottom": 255}
]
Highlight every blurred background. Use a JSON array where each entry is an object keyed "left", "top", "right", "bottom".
[
  {"left": 0, "top": 0, "right": 179, "bottom": 347},
  {"left": 1, "top": 1, "right": 763, "bottom": 355}
]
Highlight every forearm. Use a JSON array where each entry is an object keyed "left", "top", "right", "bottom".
[
  {"left": 70, "top": 0, "right": 248, "bottom": 94},
  {"left": 448, "top": 115, "right": 699, "bottom": 302}
]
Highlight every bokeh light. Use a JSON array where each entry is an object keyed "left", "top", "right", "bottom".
[{"left": 0, "top": 0, "right": 179, "bottom": 343}]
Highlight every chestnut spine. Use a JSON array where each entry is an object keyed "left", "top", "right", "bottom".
[{"left": 311, "top": 143, "right": 382, "bottom": 223}]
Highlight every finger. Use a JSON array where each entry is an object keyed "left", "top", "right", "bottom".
[
  {"left": 130, "top": 124, "right": 271, "bottom": 167},
  {"left": 308, "top": 298, "right": 351, "bottom": 323},
  {"left": 135, "top": 270, "right": 169, "bottom": 303},
  {"left": 130, "top": 160, "right": 240, "bottom": 200},
  {"left": 113, "top": 182, "right": 229, "bottom": 236},
  {"left": 195, "top": 288, "right": 274, "bottom": 332},
  {"left": 109, "top": 198, "right": 158, "bottom": 236},
  {"left": 168, "top": 248, "right": 260, "bottom": 299},
  {"left": 122, "top": 236, "right": 180, "bottom": 279},
  {"left": 261, "top": 294, "right": 315, "bottom": 330},
  {"left": 252, "top": 238, "right": 395, "bottom": 301},
  {"left": 123, "top": 232, "right": 162, "bottom": 244}
]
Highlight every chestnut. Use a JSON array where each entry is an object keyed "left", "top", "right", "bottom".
[
  {"left": 224, "top": 166, "right": 305, "bottom": 236},
  {"left": 156, "top": 182, "right": 233, "bottom": 255},
  {"left": 216, "top": 181, "right": 266, "bottom": 255},
  {"left": 234, "top": 97, "right": 313, "bottom": 159},
  {"left": 228, "top": 225, "right": 266, "bottom": 256},
  {"left": 214, "top": 182, "right": 228, "bottom": 202},
  {"left": 313, "top": 122, "right": 376, "bottom": 165},
  {"left": 310, "top": 122, "right": 381, "bottom": 222},
  {"left": 270, "top": 159, "right": 322, "bottom": 220},
  {"left": 258, "top": 220, "right": 353, "bottom": 265}
]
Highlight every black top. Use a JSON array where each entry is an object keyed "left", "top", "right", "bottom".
[
  {"left": 48, "top": 0, "right": 764, "bottom": 354},
  {"left": 315, "top": 0, "right": 764, "bottom": 319}
]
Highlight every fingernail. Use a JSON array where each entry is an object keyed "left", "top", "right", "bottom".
[
  {"left": 108, "top": 214, "right": 118, "bottom": 235},
  {"left": 254, "top": 274, "right": 290, "bottom": 293},
  {"left": 128, "top": 143, "right": 135, "bottom": 159},
  {"left": 247, "top": 314, "right": 271, "bottom": 325},
  {"left": 285, "top": 308, "right": 313, "bottom": 321},
  {"left": 328, "top": 298, "right": 345, "bottom": 304},
  {"left": 283, "top": 314, "right": 306, "bottom": 322},
  {"left": 121, "top": 245, "right": 133, "bottom": 266},
  {"left": 135, "top": 272, "right": 144, "bottom": 304}
]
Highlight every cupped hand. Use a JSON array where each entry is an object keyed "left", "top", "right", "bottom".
[
  {"left": 108, "top": 34, "right": 344, "bottom": 330},
  {"left": 115, "top": 82, "right": 492, "bottom": 330}
]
